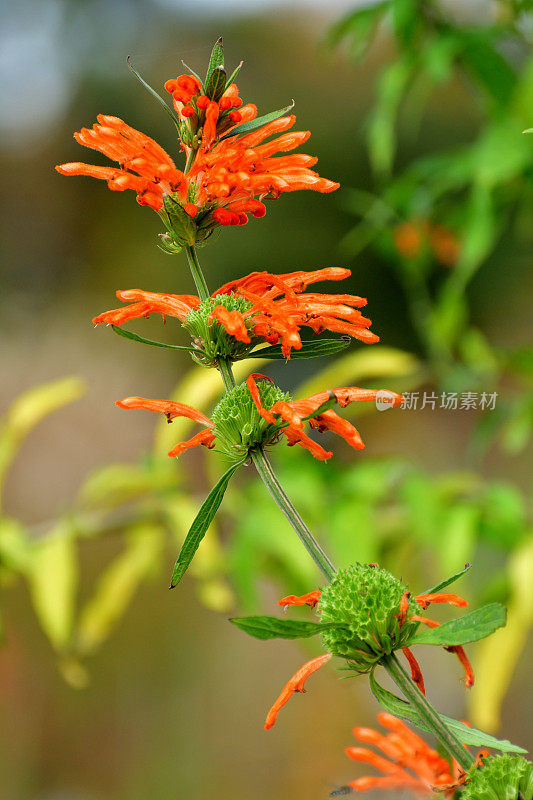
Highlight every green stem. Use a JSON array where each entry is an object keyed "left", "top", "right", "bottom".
[
  {"left": 185, "top": 245, "right": 474, "bottom": 764},
  {"left": 383, "top": 652, "right": 475, "bottom": 771},
  {"left": 251, "top": 446, "right": 336, "bottom": 581},
  {"left": 185, "top": 245, "right": 210, "bottom": 302}
]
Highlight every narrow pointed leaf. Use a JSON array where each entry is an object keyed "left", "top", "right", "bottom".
[
  {"left": 423, "top": 563, "right": 472, "bottom": 595},
  {"left": 247, "top": 337, "right": 351, "bottom": 360},
  {"left": 369, "top": 671, "right": 526, "bottom": 753},
  {"left": 181, "top": 61, "right": 204, "bottom": 88},
  {"left": 127, "top": 57, "right": 181, "bottom": 130},
  {"left": 410, "top": 603, "right": 506, "bottom": 646},
  {"left": 225, "top": 60, "right": 243, "bottom": 89},
  {"left": 170, "top": 461, "right": 243, "bottom": 587},
  {"left": 111, "top": 325, "right": 201, "bottom": 353},
  {"left": 205, "top": 65, "right": 227, "bottom": 102},
  {"left": 205, "top": 37, "right": 224, "bottom": 83},
  {"left": 219, "top": 102, "right": 295, "bottom": 142},
  {"left": 229, "top": 615, "right": 347, "bottom": 641}
]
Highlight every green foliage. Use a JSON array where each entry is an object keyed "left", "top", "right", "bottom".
[
  {"left": 127, "top": 57, "right": 181, "bottom": 131},
  {"left": 329, "top": 0, "right": 533, "bottom": 456},
  {"left": 247, "top": 337, "right": 352, "bottom": 360},
  {"left": 319, "top": 564, "right": 420, "bottom": 667},
  {"left": 229, "top": 615, "right": 342, "bottom": 640},
  {"left": 410, "top": 603, "right": 506, "bottom": 646},
  {"left": 461, "top": 754, "right": 533, "bottom": 800},
  {"left": 219, "top": 101, "right": 295, "bottom": 141},
  {"left": 369, "top": 670, "right": 527, "bottom": 754},
  {"left": 170, "top": 460, "right": 243, "bottom": 588}
]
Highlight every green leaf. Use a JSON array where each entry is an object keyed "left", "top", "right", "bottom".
[
  {"left": 219, "top": 102, "right": 295, "bottom": 142},
  {"left": 229, "top": 615, "right": 345, "bottom": 641},
  {"left": 369, "top": 671, "right": 526, "bottom": 753},
  {"left": 225, "top": 61, "right": 243, "bottom": 89},
  {"left": 205, "top": 65, "right": 227, "bottom": 102},
  {"left": 410, "top": 603, "right": 507, "bottom": 646},
  {"left": 170, "top": 461, "right": 243, "bottom": 588},
  {"left": 111, "top": 325, "right": 201, "bottom": 353},
  {"left": 127, "top": 57, "right": 181, "bottom": 130},
  {"left": 205, "top": 37, "right": 224, "bottom": 84},
  {"left": 459, "top": 31, "right": 517, "bottom": 108},
  {"left": 423, "top": 564, "right": 472, "bottom": 595},
  {"left": 247, "top": 337, "right": 351, "bottom": 360}
]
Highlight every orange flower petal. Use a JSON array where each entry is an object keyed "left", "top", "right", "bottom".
[{"left": 264, "top": 653, "right": 331, "bottom": 730}]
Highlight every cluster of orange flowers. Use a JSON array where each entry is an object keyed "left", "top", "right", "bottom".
[
  {"left": 56, "top": 52, "right": 338, "bottom": 229},
  {"left": 93, "top": 267, "right": 378, "bottom": 359},
  {"left": 264, "top": 588, "right": 473, "bottom": 731},
  {"left": 116, "top": 374, "right": 401, "bottom": 461},
  {"left": 393, "top": 219, "right": 460, "bottom": 267},
  {"left": 339, "top": 712, "right": 465, "bottom": 796}
]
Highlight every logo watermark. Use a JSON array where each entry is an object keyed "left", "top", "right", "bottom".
[{"left": 376, "top": 391, "right": 499, "bottom": 411}]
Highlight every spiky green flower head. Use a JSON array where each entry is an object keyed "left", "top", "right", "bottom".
[
  {"left": 461, "top": 755, "right": 533, "bottom": 800},
  {"left": 211, "top": 380, "right": 290, "bottom": 461},
  {"left": 183, "top": 293, "right": 256, "bottom": 365},
  {"left": 318, "top": 564, "right": 421, "bottom": 672}
]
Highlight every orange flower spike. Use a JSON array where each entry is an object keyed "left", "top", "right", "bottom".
[
  {"left": 414, "top": 593, "right": 468, "bottom": 610},
  {"left": 269, "top": 400, "right": 304, "bottom": 429},
  {"left": 264, "top": 653, "right": 331, "bottom": 730},
  {"left": 210, "top": 306, "right": 251, "bottom": 343},
  {"left": 115, "top": 397, "right": 213, "bottom": 428},
  {"left": 202, "top": 101, "right": 220, "bottom": 150},
  {"left": 402, "top": 647, "right": 426, "bottom": 695},
  {"left": 92, "top": 290, "right": 198, "bottom": 326},
  {"left": 396, "top": 591, "right": 411, "bottom": 629},
  {"left": 277, "top": 589, "right": 321, "bottom": 608},
  {"left": 446, "top": 645, "right": 475, "bottom": 688},
  {"left": 246, "top": 374, "right": 277, "bottom": 424},
  {"left": 167, "top": 428, "right": 216, "bottom": 458},
  {"left": 340, "top": 713, "right": 461, "bottom": 797},
  {"left": 282, "top": 426, "right": 333, "bottom": 461},
  {"left": 410, "top": 615, "right": 440, "bottom": 629},
  {"left": 309, "top": 410, "right": 365, "bottom": 451}
]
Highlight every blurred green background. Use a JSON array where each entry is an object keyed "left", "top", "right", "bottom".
[{"left": 1, "top": 0, "right": 533, "bottom": 798}]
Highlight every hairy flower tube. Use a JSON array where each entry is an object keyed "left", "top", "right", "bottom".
[
  {"left": 333, "top": 712, "right": 463, "bottom": 796},
  {"left": 92, "top": 267, "right": 378, "bottom": 362},
  {"left": 263, "top": 564, "right": 474, "bottom": 729},
  {"left": 55, "top": 41, "right": 338, "bottom": 250},
  {"left": 460, "top": 754, "right": 533, "bottom": 800},
  {"left": 116, "top": 375, "right": 403, "bottom": 462}
]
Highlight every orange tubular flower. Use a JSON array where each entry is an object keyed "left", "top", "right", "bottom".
[
  {"left": 56, "top": 55, "right": 339, "bottom": 234},
  {"left": 115, "top": 375, "right": 401, "bottom": 462},
  {"left": 264, "top": 653, "right": 332, "bottom": 730},
  {"left": 399, "top": 591, "right": 475, "bottom": 689},
  {"left": 278, "top": 590, "right": 322, "bottom": 608},
  {"left": 92, "top": 268, "right": 379, "bottom": 360},
  {"left": 336, "top": 712, "right": 463, "bottom": 797}
]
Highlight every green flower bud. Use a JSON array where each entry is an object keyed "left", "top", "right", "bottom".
[
  {"left": 183, "top": 293, "right": 255, "bottom": 365},
  {"left": 461, "top": 754, "right": 533, "bottom": 800},
  {"left": 318, "top": 564, "right": 420, "bottom": 671},
  {"left": 211, "top": 381, "right": 290, "bottom": 460}
]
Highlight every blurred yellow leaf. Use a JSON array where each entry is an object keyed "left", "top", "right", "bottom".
[
  {"left": 0, "top": 517, "right": 31, "bottom": 573},
  {"left": 0, "top": 377, "right": 85, "bottom": 510},
  {"left": 76, "top": 524, "right": 163, "bottom": 656},
  {"left": 28, "top": 521, "right": 78, "bottom": 650},
  {"left": 79, "top": 461, "right": 176, "bottom": 509},
  {"left": 469, "top": 536, "right": 533, "bottom": 731}
]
